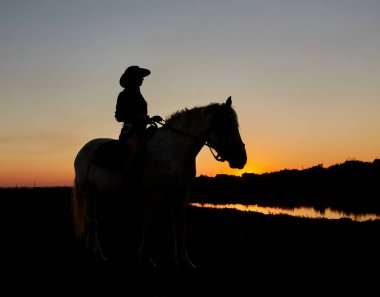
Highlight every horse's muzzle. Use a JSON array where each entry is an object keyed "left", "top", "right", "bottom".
[{"left": 228, "top": 146, "right": 247, "bottom": 169}]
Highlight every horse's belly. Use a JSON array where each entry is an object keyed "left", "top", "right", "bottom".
[
  {"left": 141, "top": 168, "right": 195, "bottom": 190},
  {"left": 88, "top": 165, "right": 123, "bottom": 194}
]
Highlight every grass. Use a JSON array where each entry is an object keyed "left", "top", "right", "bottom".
[{"left": 1, "top": 187, "right": 380, "bottom": 295}]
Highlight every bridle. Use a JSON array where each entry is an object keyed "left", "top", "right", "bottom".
[{"left": 153, "top": 118, "right": 244, "bottom": 162}]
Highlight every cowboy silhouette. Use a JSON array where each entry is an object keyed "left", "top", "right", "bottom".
[{"left": 115, "top": 65, "right": 162, "bottom": 171}]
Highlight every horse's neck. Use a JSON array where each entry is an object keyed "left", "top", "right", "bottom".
[
  {"left": 173, "top": 108, "right": 212, "bottom": 137},
  {"left": 147, "top": 111, "right": 212, "bottom": 165}
]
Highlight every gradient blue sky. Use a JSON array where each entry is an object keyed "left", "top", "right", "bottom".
[{"left": 1, "top": 0, "right": 379, "bottom": 186}]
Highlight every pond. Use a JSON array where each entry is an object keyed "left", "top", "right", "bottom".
[{"left": 190, "top": 203, "right": 380, "bottom": 222}]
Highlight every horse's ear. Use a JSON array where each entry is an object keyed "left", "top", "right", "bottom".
[{"left": 226, "top": 96, "right": 232, "bottom": 107}]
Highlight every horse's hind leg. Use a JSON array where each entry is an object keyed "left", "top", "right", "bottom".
[{"left": 84, "top": 189, "right": 107, "bottom": 262}]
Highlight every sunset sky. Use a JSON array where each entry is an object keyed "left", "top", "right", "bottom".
[{"left": 1, "top": 0, "right": 379, "bottom": 187}]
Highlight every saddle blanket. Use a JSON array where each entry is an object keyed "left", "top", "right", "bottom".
[{"left": 93, "top": 140, "right": 129, "bottom": 171}]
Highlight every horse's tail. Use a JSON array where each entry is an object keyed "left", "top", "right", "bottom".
[{"left": 71, "top": 176, "right": 86, "bottom": 240}]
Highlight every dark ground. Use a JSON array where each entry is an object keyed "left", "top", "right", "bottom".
[{"left": 1, "top": 187, "right": 380, "bottom": 296}]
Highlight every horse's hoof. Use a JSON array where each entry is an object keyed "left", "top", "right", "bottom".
[
  {"left": 138, "top": 253, "right": 157, "bottom": 270},
  {"left": 99, "top": 252, "right": 108, "bottom": 262},
  {"left": 139, "top": 261, "right": 157, "bottom": 271},
  {"left": 176, "top": 259, "right": 197, "bottom": 272},
  {"left": 91, "top": 244, "right": 107, "bottom": 262}
]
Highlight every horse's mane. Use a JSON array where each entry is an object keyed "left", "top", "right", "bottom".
[{"left": 165, "top": 102, "right": 239, "bottom": 126}]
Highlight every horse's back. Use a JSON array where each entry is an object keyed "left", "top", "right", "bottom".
[
  {"left": 75, "top": 138, "right": 114, "bottom": 165},
  {"left": 74, "top": 138, "right": 114, "bottom": 183}
]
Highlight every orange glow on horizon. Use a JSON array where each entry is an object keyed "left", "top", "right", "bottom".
[{"left": 1, "top": 146, "right": 379, "bottom": 187}]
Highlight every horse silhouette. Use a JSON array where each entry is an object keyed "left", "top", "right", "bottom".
[{"left": 71, "top": 96, "right": 247, "bottom": 270}]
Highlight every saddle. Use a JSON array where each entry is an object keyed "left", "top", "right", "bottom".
[
  {"left": 93, "top": 125, "right": 157, "bottom": 172},
  {"left": 93, "top": 140, "right": 129, "bottom": 171}
]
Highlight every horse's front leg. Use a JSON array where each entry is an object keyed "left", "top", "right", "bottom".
[
  {"left": 138, "top": 191, "right": 160, "bottom": 269},
  {"left": 171, "top": 190, "right": 196, "bottom": 271}
]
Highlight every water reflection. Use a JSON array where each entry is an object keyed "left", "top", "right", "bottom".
[{"left": 190, "top": 203, "right": 380, "bottom": 222}]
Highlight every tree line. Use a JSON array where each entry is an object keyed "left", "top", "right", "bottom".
[{"left": 191, "top": 159, "right": 380, "bottom": 214}]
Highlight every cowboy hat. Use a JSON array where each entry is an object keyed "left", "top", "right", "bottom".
[{"left": 119, "top": 65, "right": 151, "bottom": 87}]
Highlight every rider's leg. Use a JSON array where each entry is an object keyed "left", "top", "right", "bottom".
[{"left": 123, "top": 138, "right": 141, "bottom": 172}]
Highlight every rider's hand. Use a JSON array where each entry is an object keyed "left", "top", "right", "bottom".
[{"left": 150, "top": 115, "right": 163, "bottom": 123}]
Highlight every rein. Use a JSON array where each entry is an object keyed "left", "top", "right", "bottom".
[{"left": 154, "top": 119, "right": 224, "bottom": 162}]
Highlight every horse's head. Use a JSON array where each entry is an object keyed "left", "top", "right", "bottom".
[{"left": 207, "top": 97, "right": 247, "bottom": 169}]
